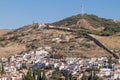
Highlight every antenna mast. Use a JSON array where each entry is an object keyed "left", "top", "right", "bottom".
[{"left": 81, "top": 4, "right": 84, "bottom": 15}]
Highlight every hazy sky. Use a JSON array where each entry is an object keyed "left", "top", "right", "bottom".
[{"left": 0, "top": 0, "right": 120, "bottom": 29}]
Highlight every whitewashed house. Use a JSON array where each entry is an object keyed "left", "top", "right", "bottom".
[
  {"left": 113, "top": 70, "right": 120, "bottom": 79},
  {"left": 54, "top": 63, "right": 59, "bottom": 68},
  {"left": 97, "top": 68, "right": 112, "bottom": 77}
]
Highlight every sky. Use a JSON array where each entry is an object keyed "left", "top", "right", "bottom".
[{"left": 0, "top": 0, "right": 120, "bottom": 29}]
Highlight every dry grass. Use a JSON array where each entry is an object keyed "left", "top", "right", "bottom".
[
  {"left": 90, "top": 34, "right": 120, "bottom": 49},
  {"left": 0, "top": 43, "right": 26, "bottom": 58}
]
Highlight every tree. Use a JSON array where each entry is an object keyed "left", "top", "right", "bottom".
[
  {"left": 69, "top": 73, "right": 72, "bottom": 80},
  {"left": 88, "top": 71, "right": 99, "bottom": 80},
  {"left": 22, "top": 63, "right": 27, "bottom": 69},
  {"left": 82, "top": 73, "right": 87, "bottom": 80},
  {"left": 33, "top": 71, "right": 36, "bottom": 80},
  {"left": 42, "top": 71, "right": 47, "bottom": 80},
  {"left": 23, "top": 68, "right": 35, "bottom": 80},
  {"left": 66, "top": 72, "right": 70, "bottom": 80},
  {"left": 37, "top": 70, "right": 42, "bottom": 80},
  {"left": 1, "top": 62, "right": 5, "bottom": 75},
  {"left": 108, "top": 56, "right": 112, "bottom": 66}
]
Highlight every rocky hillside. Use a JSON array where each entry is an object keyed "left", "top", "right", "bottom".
[
  {"left": 0, "top": 14, "right": 120, "bottom": 58},
  {"left": 0, "top": 24, "right": 107, "bottom": 58}
]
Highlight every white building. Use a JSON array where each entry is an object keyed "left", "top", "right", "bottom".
[
  {"left": 97, "top": 68, "right": 112, "bottom": 77},
  {"left": 113, "top": 70, "right": 120, "bottom": 79},
  {"left": 38, "top": 23, "right": 47, "bottom": 29}
]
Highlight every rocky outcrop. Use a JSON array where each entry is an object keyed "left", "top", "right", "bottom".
[{"left": 76, "top": 19, "right": 95, "bottom": 30}]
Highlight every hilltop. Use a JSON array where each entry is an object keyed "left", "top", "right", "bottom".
[
  {"left": 0, "top": 14, "right": 120, "bottom": 58},
  {"left": 52, "top": 14, "right": 120, "bottom": 36}
]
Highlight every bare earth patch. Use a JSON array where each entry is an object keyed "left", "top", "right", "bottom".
[{"left": 0, "top": 43, "right": 26, "bottom": 58}]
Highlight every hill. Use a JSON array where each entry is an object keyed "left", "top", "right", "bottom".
[
  {"left": 0, "top": 24, "right": 107, "bottom": 58},
  {"left": 0, "top": 14, "right": 120, "bottom": 58},
  {"left": 52, "top": 14, "right": 120, "bottom": 36}
]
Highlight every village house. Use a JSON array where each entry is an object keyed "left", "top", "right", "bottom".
[
  {"left": 113, "top": 70, "right": 120, "bottom": 79},
  {"left": 97, "top": 68, "right": 112, "bottom": 77}
]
